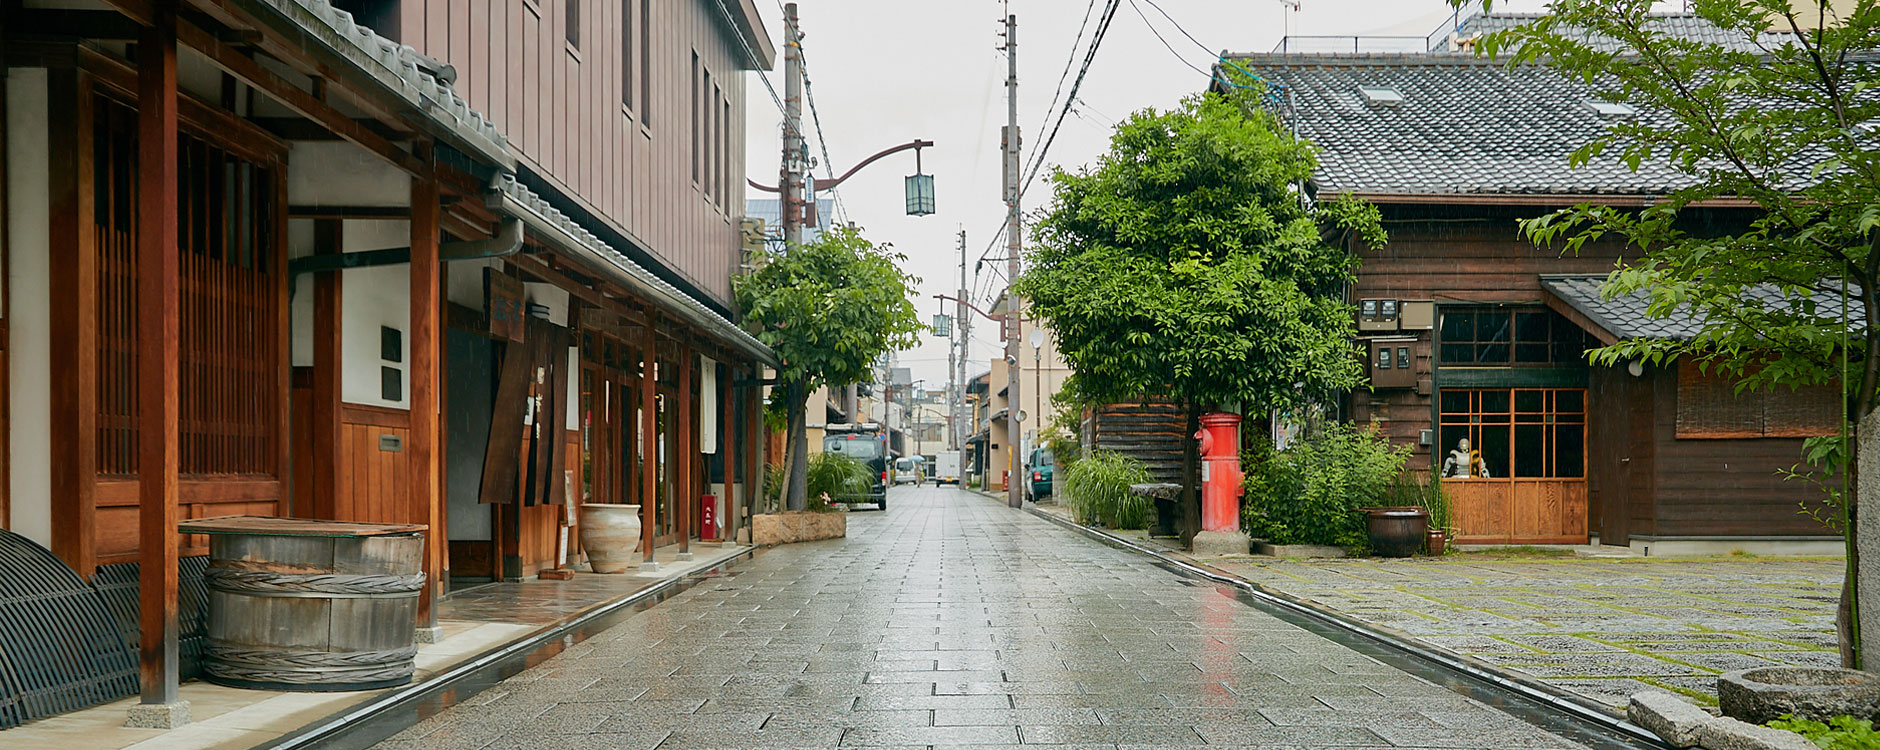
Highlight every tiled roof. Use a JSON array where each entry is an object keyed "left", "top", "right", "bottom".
[
  {"left": 495, "top": 176, "right": 779, "bottom": 367},
  {"left": 1540, "top": 274, "right": 1862, "bottom": 341},
  {"left": 248, "top": 0, "right": 513, "bottom": 169},
  {"left": 1222, "top": 55, "right": 1691, "bottom": 196},
  {"left": 1452, "top": 12, "right": 1797, "bottom": 54}
]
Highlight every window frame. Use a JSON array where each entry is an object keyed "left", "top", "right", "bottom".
[{"left": 1437, "top": 387, "right": 1587, "bottom": 480}]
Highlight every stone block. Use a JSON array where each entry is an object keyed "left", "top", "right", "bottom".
[
  {"left": 1191, "top": 530, "right": 1251, "bottom": 557},
  {"left": 1252, "top": 541, "right": 1347, "bottom": 558},
  {"left": 1628, "top": 691, "right": 1712, "bottom": 748},
  {"left": 1718, "top": 666, "right": 1880, "bottom": 724},
  {"left": 751, "top": 512, "right": 847, "bottom": 546},
  {"left": 1691, "top": 716, "right": 1817, "bottom": 750},
  {"left": 125, "top": 701, "right": 191, "bottom": 729}
]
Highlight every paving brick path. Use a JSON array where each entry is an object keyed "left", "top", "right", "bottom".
[
  {"left": 1198, "top": 554, "right": 1842, "bottom": 710},
  {"left": 378, "top": 487, "right": 1585, "bottom": 749}
]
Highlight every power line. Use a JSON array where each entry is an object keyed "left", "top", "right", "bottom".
[
  {"left": 797, "top": 45, "right": 849, "bottom": 224},
  {"left": 1019, "top": 0, "right": 1123, "bottom": 199},
  {"left": 1032, "top": 0, "right": 1102, "bottom": 167},
  {"left": 1136, "top": 0, "right": 1215, "bottom": 56},
  {"left": 1126, "top": 0, "right": 1212, "bottom": 79}
]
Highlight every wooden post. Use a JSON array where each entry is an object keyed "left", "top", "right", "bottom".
[
  {"left": 720, "top": 359, "right": 734, "bottom": 543},
  {"left": 747, "top": 365, "right": 763, "bottom": 521},
  {"left": 639, "top": 319, "right": 657, "bottom": 567},
  {"left": 48, "top": 68, "right": 96, "bottom": 578},
  {"left": 134, "top": 0, "right": 185, "bottom": 720},
  {"left": 408, "top": 143, "right": 442, "bottom": 634},
  {"left": 676, "top": 343, "right": 692, "bottom": 557},
  {"left": 309, "top": 220, "right": 343, "bottom": 521}
]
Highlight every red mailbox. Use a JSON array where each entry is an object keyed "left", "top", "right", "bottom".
[
  {"left": 1195, "top": 412, "right": 1244, "bottom": 534},
  {"left": 700, "top": 494, "right": 721, "bottom": 542}
]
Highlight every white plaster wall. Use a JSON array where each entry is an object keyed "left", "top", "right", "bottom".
[
  {"left": 287, "top": 141, "right": 410, "bottom": 208},
  {"left": 566, "top": 346, "right": 578, "bottom": 432},
  {"left": 700, "top": 356, "right": 717, "bottom": 453},
  {"left": 340, "top": 220, "right": 410, "bottom": 409},
  {"left": 7, "top": 70, "right": 50, "bottom": 543},
  {"left": 521, "top": 282, "right": 569, "bottom": 326},
  {"left": 446, "top": 257, "right": 501, "bottom": 311}
]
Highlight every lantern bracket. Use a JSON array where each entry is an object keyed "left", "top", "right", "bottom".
[{"left": 746, "top": 139, "right": 935, "bottom": 193}]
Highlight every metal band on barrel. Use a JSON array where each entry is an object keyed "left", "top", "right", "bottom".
[
  {"left": 204, "top": 568, "right": 426, "bottom": 599},
  {"left": 206, "top": 641, "right": 420, "bottom": 668}
]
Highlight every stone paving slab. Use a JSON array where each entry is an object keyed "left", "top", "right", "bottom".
[
  {"left": 1180, "top": 544, "right": 1844, "bottom": 711},
  {"left": 376, "top": 488, "right": 1589, "bottom": 749}
]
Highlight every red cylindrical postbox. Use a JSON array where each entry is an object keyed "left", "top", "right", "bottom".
[{"left": 1196, "top": 412, "right": 1244, "bottom": 534}]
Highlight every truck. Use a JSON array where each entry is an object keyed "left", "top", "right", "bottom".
[
  {"left": 822, "top": 423, "right": 889, "bottom": 511},
  {"left": 932, "top": 450, "right": 962, "bottom": 486}
]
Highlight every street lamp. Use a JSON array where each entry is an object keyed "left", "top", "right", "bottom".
[{"left": 1029, "top": 327, "right": 1044, "bottom": 457}]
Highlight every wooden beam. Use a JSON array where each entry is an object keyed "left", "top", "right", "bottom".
[
  {"left": 309, "top": 220, "right": 343, "bottom": 520},
  {"left": 171, "top": 20, "right": 424, "bottom": 176},
  {"left": 720, "top": 360, "right": 735, "bottom": 543},
  {"left": 288, "top": 204, "right": 410, "bottom": 220},
  {"left": 640, "top": 318, "right": 657, "bottom": 565},
  {"left": 408, "top": 143, "right": 443, "bottom": 628},
  {"left": 250, "top": 116, "right": 408, "bottom": 143},
  {"left": 8, "top": 10, "right": 145, "bottom": 40},
  {"left": 48, "top": 68, "right": 97, "bottom": 578},
  {"left": 135, "top": 0, "right": 183, "bottom": 708}
]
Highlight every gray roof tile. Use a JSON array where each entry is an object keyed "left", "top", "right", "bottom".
[{"left": 1540, "top": 274, "right": 1861, "bottom": 341}]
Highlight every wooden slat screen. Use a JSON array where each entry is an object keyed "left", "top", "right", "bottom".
[
  {"left": 1676, "top": 361, "right": 1840, "bottom": 439},
  {"left": 95, "top": 95, "right": 281, "bottom": 478}
]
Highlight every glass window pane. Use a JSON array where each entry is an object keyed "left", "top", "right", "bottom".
[
  {"left": 1553, "top": 338, "right": 1587, "bottom": 365},
  {"left": 1477, "top": 424, "right": 1511, "bottom": 478},
  {"left": 1438, "top": 425, "right": 1474, "bottom": 477},
  {"left": 1440, "top": 390, "right": 1471, "bottom": 417},
  {"left": 1476, "top": 344, "right": 1509, "bottom": 363},
  {"left": 1515, "top": 390, "right": 1544, "bottom": 413},
  {"left": 1479, "top": 312, "right": 1511, "bottom": 343},
  {"left": 1440, "top": 344, "right": 1473, "bottom": 364},
  {"left": 1514, "top": 424, "right": 1546, "bottom": 477},
  {"left": 1555, "top": 424, "right": 1585, "bottom": 477},
  {"left": 1515, "top": 343, "right": 1549, "bottom": 363},
  {"left": 1441, "top": 311, "right": 1474, "bottom": 343},
  {"left": 1516, "top": 311, "right": 1550, "bottom": 342},
  {"left": 1480, "top": 389, "right": 1510, "bottom": 414},
  {"left": 1556, "top": 389, "right": 1584, "bottom": 415}
]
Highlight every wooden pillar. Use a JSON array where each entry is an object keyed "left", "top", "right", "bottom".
[
  {"left": 719, "top": 360, "right": 734, "bottom": 543},
  {"left": 639, "top": 320, "right": 657, "bottom": 566},
  {"left": 408, "top": 143, "right": 442, "bottom": 630},
  {"left": 747, "top": 365, "right": 763, "bottom": 520},
  {"left": 48, "top": 69, "right": 95, "bottom": 577},
  {"left": 676, "top": 342, "right": 693, "bottom": 556},
  {"left": 308, "top": 220, "right": 343, "bottom": 521},
  {"left": 134, "top": 0, "right": 183, "bottom": 711}
]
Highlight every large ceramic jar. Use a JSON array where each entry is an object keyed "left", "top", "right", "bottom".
[
  {"left": 1364, "top": 507, "right": 1429, "bottom": 558},
  {"left": 578, "top": 504, "right": 642, "bottom": 573}
]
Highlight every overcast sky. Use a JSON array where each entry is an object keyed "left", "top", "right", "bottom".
[{"left": 740, "top": 0, "right": 1555, "bottom": 391}]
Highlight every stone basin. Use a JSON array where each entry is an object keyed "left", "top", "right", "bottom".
[{"left": 1718, "top": 666, "right": 1880, "bottom": 724}]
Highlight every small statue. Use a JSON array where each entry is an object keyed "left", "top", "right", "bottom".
[{"left": 1441, "top": 438, "right": 1490, "bottom": 479}]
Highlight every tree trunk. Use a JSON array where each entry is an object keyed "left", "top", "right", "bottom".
[
  {"left": 1180, "top": 401, "right": 1201, "bottom": 549},
  {"left": 786, "top": 379, "right": 810, "bottom": 512}
]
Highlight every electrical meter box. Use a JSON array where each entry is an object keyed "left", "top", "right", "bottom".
[
  {"left": 1359, "top": 298, "right": 1400, "bottom": 331},
  {"left": 1399, "top": 300, "right": 1435, "bottom": 330},
  {"left": 1368, "top": 337, "right": 1417, "bottom": 389}
]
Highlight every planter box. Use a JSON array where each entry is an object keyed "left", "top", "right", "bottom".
[
  {"left": 1253, "top": 541, "right": 1347, "bottom": 558},
  {"left": 752, "top": 512, "right": 847, "bottom": 547}
]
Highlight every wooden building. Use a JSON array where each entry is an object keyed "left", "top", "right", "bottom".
[
  {"left": 1227, "top": 14, "right": 1841, "bottom": 551},
  {"left": 0, "top": 0, "right": 776, "bottom": 719}
]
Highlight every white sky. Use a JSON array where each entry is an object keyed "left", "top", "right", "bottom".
[{"left": 740, "top": 0, "right": 1555, "bottom": 390}]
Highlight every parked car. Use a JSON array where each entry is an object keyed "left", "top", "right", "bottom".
[
  {"left": 1027, "top": 447, "right": 1055, "bottom": 501},
  {"left": 893, "top": 456, "right": 923, "bottom": 485},
  {"left": 823, "top": 423, "right": 888, "bottom": 511}
]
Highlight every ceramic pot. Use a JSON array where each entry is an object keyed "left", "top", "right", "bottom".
[
  {"left": 1364, "top": 506, "right": 1429, "bottom": 558},
  {"left": 578, "top": 503, "right": 642, "bottom": 573},
  {"left": 1426, "top": 528, "right": 1447, "bottom": 556}
]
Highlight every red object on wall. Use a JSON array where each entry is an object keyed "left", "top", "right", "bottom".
[
  {"left": 700, "top": 494, "right": 721, "bottom": 542},
  {"left": 1196, "top": 413, "right": 1245, "bottom": 534}
]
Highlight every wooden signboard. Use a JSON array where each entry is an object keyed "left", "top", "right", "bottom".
[{"left": 485, "top": 267, "right": 525, "bottom": 342}]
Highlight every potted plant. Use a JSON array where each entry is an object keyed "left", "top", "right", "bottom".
[
  {"left": 1419, "top": 469, "right": 1453, "bottom": 555},
  {"left": 578, "top": 503, "right": 642, "bottom": 573}
]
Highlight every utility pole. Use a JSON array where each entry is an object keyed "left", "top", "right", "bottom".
[
  {"left": 1001, "top": 13, "right": 1023, "bottom": 509},
  {"left": 780, "top": 2, "right": 809, "bottom": 512},
  {"left": 953, "top": 228, "right": 966, "bottom": 452}
]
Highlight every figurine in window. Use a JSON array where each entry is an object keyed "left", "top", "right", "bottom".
[{"left": 1442, "top": 438, "right": 1491, "bottom": 478}]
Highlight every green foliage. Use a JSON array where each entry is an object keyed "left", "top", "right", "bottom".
[
  {"left": 1243, "top": 423, "right": 1412, "bottom": 550},
  {"left": 762, "top": 452, "right": 871, "bottom": 512},
  {"left": 1016, "top": 75, "right": 1385, "bottom": 414},
  {"left": 1381, "top": 469, "right": 1455, "bottom": 538},
  {"left": 1064, "top": 451, "right": 1154, "bottom": 529},
  {"left": 733, "top": 224, "right": 925, "bottom": 408},
  {"left": 1767, "top": 714, "right": 1880, "bottom": 750}
]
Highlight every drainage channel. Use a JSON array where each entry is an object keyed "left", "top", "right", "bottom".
[
  {"left": 258, "top": 551, "right": 755, "bottom": 750},
  {"left": 1025, "top": 506, "right": 1671, "bottom": 750}
]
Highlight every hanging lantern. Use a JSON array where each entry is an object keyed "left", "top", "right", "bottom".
[{"left": 904, "top": 146, "right": 935, "bottom": 216}]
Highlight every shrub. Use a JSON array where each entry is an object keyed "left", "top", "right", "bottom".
[
  {"left": 1379, "top": 469, "right": 1453, "bottom": 539},
  {"left": 762, "top": 453, "right": 872, "bottom": 512},
  {"left": 1242, "top": 422, "right": 1410, "bottom": 550},
  {"left": 1064, "top": 451, "right": 1153, "bottom": 529},
  {"left": 1767, "top": 714, "right": 1880, "bottom": 750}
]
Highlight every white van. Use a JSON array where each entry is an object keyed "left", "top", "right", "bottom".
[{"left": 893, "top": 456, "right": 923, "bottom": 485}]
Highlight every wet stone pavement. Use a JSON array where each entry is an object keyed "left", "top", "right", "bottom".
[{"left": 378, "top": 486, "right": 1586, "bottom": 749}]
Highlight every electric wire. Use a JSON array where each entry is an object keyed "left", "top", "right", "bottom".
[
  {"left": 1032, "top": 0, "right": 1103, "bottom": 171},
  {"left": 1126, "top": 0, "right": 1212, "bottom": 79},
  {"left": 1136, "top": 0, "right": 1215, "bottom": 56},
  {"left": 797, "top": 45, "right": 849, "bottom": 224},
  {"left": 1018, "top": 0, "right": 1124, "bottom": 199}
]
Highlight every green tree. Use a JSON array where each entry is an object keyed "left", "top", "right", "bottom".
[
  {"left": 1470, "top": 0, "right": 1879, "bottom": 666},
  {"left": 734, "top": 225, "right": 923, "bottom": 512},
  {"left": 1016, "top": 85, "right": 1386, "bottom": 541}
]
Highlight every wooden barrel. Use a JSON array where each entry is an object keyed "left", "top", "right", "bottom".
[{"left": 184, "top": 517, "right": 426, "bottom": 692}]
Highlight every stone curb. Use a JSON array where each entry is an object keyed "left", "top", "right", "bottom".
[{"left": 1630, "top": 690, "right": 1815, "bottom": 750}]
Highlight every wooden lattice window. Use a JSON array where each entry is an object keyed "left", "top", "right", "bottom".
[
  {"left": 1437, "top": 388, "right": 1586, "bottom": 479},
  {"left": 94, "top": 96, "right": 282, "bottom": 478},
  {"left": 1438, "top": 307, "right": 1592, "bottom": 367},
  {"left": 1676, "top": 362, "right": 1840, "bottom": 439}
]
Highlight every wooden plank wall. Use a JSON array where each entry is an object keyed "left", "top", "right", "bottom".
[
  {"left": 1646, "top": 366, "right": 1836, "bottom": 536},
  {"left": 400, "top": 0, "right": 749, "bottom": 306},
  {"left": 336, "top": 404, "right": 411, "bottom": 525},
  {"left": 1586, "top": 364, "right": 1656, "bottom": 543},
  {"left": 1091, "top": 401, "right": 1183, "bottom": 483}
]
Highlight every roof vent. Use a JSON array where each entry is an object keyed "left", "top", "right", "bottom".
[
  {"left": 1358, "top": 86, "right": 1404, "bottom": 106},
  {"left": 1587, "top": 100, "right": 1636, "bottom": 118}
]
